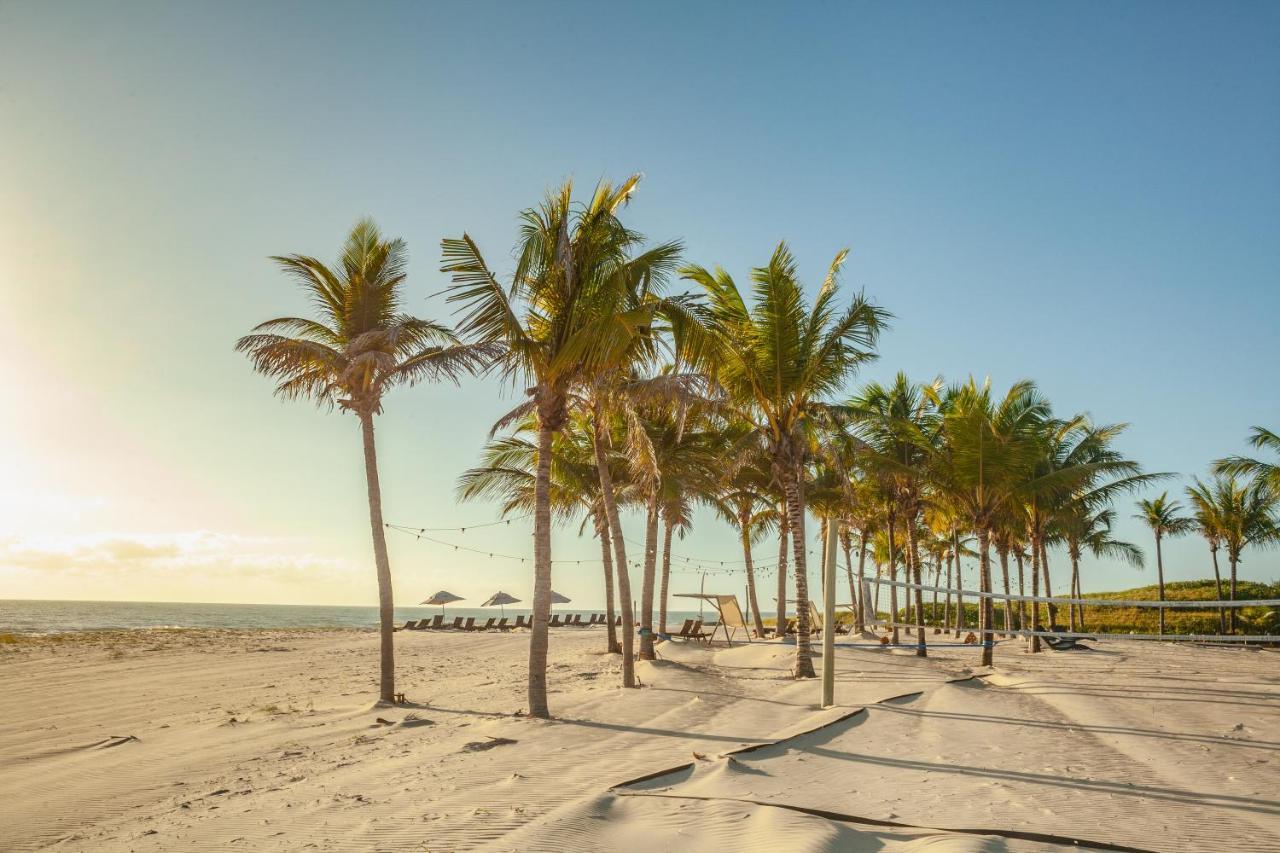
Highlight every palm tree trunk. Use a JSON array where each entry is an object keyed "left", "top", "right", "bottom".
[
  {"left": 639, "top": 491, "right": 660, "bottom": 660},
  {"left": 998, "top": 547, "right": 1012, "bottom": 636},
  {"left": 943, "top": 553, "right": 953, "bottom": 635},
  {"left": 854, "top": 528, "right": 868, "bottom": 633},
  {"left": 872, "top": 559, "right": 883, "bottom": 619},
  {"left": 1210, "top": 544, "right": 1226, "bottom": 634},
  {"left": 1029, "top": 534, "right": 1042, "bottom": 653},
  {"left": 1040, "top": 539, "right": 1056, "bottom": 627},
  {"left": 1014, "top": 549, "right": 1026, "bottom": 630},
  {"left": 782, "top": 471, "right": 816, "bottom": 678},
  {"left": 841, "top": 529, "right": 856, "bottom": 633},
  {"left": 907, "top": 520, "right": 927, "bottom": 657},
  {"left": 886, "top": 517, "right": 900, "bottom": 645},
  {"left": 741, "top": 511, "right": 766, "bottom": 637},
  {"left": 775, "top": 506, "right": 789, "bottom": 636},
  {"left": 1067, "top": 552, "right": 1079, "bottom": 632},
  {"left": 590, "top": 403, "right": 636, "bottom": 687},
  {"left": 951, "top": 528, "right": 965, "bottom": 633},
  {"left": 528, "top": 416, "right": 556, "bottom": 718},
  {"left": 358, "top": 412, "right": 396, "bottom": 705},
  {"left": 1228, "top": 554, "right": 1239, "bottom": 634},
  {"left": 658, "top": 512, "right": 674, "bottom": 634},
  {"left": 930, "top": 558, "right": 940, "bottom": 626},
  {"left": 1154, "top": 533, "right": 1166, "bottom": 636},
  {"left": 594, "top": 509, "right": 620, "bottom": 654},
  {"left": 978, "top": 528, "right": 994, "bottom": 666}
]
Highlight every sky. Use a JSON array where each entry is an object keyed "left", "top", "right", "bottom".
[{"left": 1, "top": 1, "right": 1277, "bottom": 608}]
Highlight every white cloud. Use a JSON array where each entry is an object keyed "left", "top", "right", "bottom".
[{"left": 0, "top": 531, "right": 355, "bottom": 585}]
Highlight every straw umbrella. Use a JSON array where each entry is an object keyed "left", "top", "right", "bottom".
[
  {"left": 481, "top": 591, "right": 521, "bottom": 618},
  {"left": 421, "top": 590, "right": 464, "bottom": 617}
]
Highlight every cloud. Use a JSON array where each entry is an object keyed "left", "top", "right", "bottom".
[{"left": 0, "top": 531, "right": 355, "bottom": 585}]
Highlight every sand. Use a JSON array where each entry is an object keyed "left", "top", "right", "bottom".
[{"left": 1, "top": 628, "right": 1276, "bottom": 852}]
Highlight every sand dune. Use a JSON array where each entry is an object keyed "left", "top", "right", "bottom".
[{"left": 1, "top": 629, "right": 1275, "bottom": 851}]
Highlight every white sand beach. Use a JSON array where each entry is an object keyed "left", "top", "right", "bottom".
[{"left": 2, "top": 630, "right": 1276, "bottom": 852}]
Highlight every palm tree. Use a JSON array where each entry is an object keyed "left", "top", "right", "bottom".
[
  {"left": 237, "top": 219, "right": 489, "bottom": 704},
  {"left": 457, "top": 411, "right": 623, "bottom": 653},
  {"left": 1212, "top": 476, "right": 1280, "bottom": 633},
  {"left": 848, "top": 374, "right": 939, "bottom": 657},
  {"left": 1060, "top": 506, "right": 1143, "bottom": 631},
  {"left": 442, "top": 176, "right": 680, "bottom": 717},
  {"left": 928, "top": 379, "right": 1049, "bottom": 665},
  {"left": 1186, "top": 475, "right": 1231, "bottom": 634},
  {"left": 711, "top": 448, "right": 778, "bottom": 638},
  {"left": 1135, "top": 493, "right": 1194, "bottom": 636},
  {"left": 680, "top": 243, "right": 888, "bottom": 677},
  {"left": 1214, "top": 427, "right": 1280, "bottom": 491}
]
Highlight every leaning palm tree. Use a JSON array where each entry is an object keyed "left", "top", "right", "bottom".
[
  {"left": 680, "top": 243, "right": 889, "bottom": 677},
  {"left": 1135, "top": 493, "right": 1194, "bottom": 636},
  {"left": 442, "top": 176, "right": 680, "bottom": 717},
  {"left": 1214, "top": 427, "right": 1280, "bottom": 491},
  {"left": 237, "top": 219, "right": 490, "bottom": 704}
]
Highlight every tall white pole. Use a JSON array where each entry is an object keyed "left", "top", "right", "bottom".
[{"left": 822, "top": 519, "right": 838, "bottom": 707}]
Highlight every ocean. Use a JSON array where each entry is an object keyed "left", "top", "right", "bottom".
[{"left": 0, "top": 599, "right": 757, "bottom": 634}]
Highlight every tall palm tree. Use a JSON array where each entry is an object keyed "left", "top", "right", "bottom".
[
  {"left": 1060, "top": 506, "right": 1144, "bottom": 631},
  {"left": 442, "top": 176, "right": 680, "bottom": 717},
  {"left": 237, "top": 219, "right": 490, "bottom": 704},
  {"left": 1212, "top": 476, "right": 1280, "bottom": 633},
  {"left": 848, "top": 373, "right": 939, "bottom": 657},
  {"left": 680, "top": 243, "right": 888, "bottom": 677},
  {"left": 457, "top": 411, "right": 623, "bottom": 653},
  {"left": 928, "top": 379, "right": 1049, "bottom": 665},
  {"left": 1135, "top": 493, "right": 1194, "bottom": 636},
  {"left": 1186, "top": 475, "right": 1231, "bottom": 634},
  {"left": 1214, "top": 427, "right": 1280, "bottom": 491}
]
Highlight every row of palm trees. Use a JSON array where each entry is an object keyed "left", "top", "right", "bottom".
[
  {"left": 1137, "top": 427, "right": 1280, "bottom": 634},
  {"left": 238, "top": 177, "right": 1279, "bottom": 717}
]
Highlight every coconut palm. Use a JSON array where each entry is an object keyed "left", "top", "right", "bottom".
[
  {"left": 711, "top": 448, "right": 778, "bottom": 638},
  {"left": 457, "top": 411, "right": 623, "bottom": 653},
  {"left": 928, "top": 379, "right": 1050, "bottom": 665},
  {"left": 680, "top": 243, "right": 888, "bottom": 677},
  {"left": 442, "top": 176, "right": 681, "bottom": 717},
  {"left": 1210, "top": 476, "right": 1280, "bottom": 633},
  {"left": 237, "top": 219, "right": 490, "bottom": 704},
  {"left": 1060, "top": 506, "right": 1144, "bottom": 631},
  {"left": 1186, "top": 475, "right": 1231, "bottom": 633},
  {"left": 1135, "top": 493, "right": 1194, "bottom": 636},
  {"left": 1214, "top": 427, "right": 1280, "bottom": 491},
  {"left": 848, "top": 373, "right": 939, "bottom": 656}
]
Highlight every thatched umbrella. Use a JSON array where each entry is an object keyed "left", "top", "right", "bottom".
[
  {"left": 481, "top": 591, "right": 521, "bottom": 617},
  {"left": 421, "top": 590, "right": 464, "bottom": 617}
]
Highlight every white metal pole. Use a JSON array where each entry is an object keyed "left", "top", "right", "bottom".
[{"left": 822, "top": 520, "right": 838, "bottom": 707}]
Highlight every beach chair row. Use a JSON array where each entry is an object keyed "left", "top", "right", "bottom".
[
  {"left": 770, "top": 618, "right": 854, "bottom": 637},
  {"left": 663, "top": 618, "right": 712, "bottom": 642},
  {"left": 399, "top": 614, "right": 617, "bottom": 632}
]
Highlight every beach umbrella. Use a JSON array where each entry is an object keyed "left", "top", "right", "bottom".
[
  {"left": 420, "top": 590, "right": 464, "bottom": 616},
  {"left": 481, "top": 591, "right": 521, "bottom": 617},
  {"left": 550, "top": 590, "right": 571, "bottom": 606}
]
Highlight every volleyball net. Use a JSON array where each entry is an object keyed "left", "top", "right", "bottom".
[{"left": 858, "top": 577, "right": 1280, "bottom": 644}]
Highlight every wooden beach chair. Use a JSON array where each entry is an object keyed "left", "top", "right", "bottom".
[
  {"left": 460, "top": 617, "right": 476, "bottom": 631},
  {"left": 399, "top": 620, "right": 420, "bottom": 631},
  {"left": 495, "top": 618, "right": 509, "bottom": 631},
  {"left": 449, "top": 616, "right": 465, "bottom": 630},
  {"left": 549, "top": 615, "right": 565, "bottom": 628},
  {"left": 474, "top": 617, "right": 496, "bottom": 632},
  {"left": 424, "top": 614, "right": 445, "bottom": 630},
  {"left": 664, "top": 618, "right": 695, "bottom": 641},
  {"left": 514, "top": 615, "right": 528, "bottom": 629}
]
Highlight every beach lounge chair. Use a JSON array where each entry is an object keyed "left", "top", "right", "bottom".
[
  {"left": 571, "top": 614, "right": 586, "bottom": 626},
  {"left": 449, "top": 616, "right": 465, "bottom": 629},
  {"left": 588, "top": 614, "right": 601, "bottom": 626},
  {"left": 662, "top": 618, "right": 695, "bottom": 641},
  {"left": 424, "top": 614, "right": 445, "bottom": 629},
  {"left": 549, "top": 615, "right": 565, "bottom": 628},
  {"left": 514, "top": 615, "right": 528, "bottom": 629},
  {"left": 495, "top": 618, "right": 509, "bottom": 631},
  {"left": 399, "top": 620, "right": 420, "bottom": 631},
  {"left": 473, "top": 617, "right": 495, "bottom": 631},
  {"left": 615, "top": 615, "right": 622, "bottom": 626},
  {"left": 460, "top": 617, "right": 476, "bottom": 631},
  {"left": 689, "top": 620, "right": 712, "bottom": 643}
]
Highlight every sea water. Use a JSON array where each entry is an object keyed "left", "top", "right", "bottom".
[{"left": 0, "top": 599, "right": 758, "bottom": 634}]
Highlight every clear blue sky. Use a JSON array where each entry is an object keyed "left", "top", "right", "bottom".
[{"left": 1, "top": 1, "right": 1277, "bottom": 606}]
